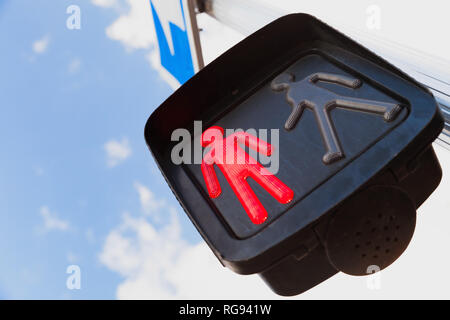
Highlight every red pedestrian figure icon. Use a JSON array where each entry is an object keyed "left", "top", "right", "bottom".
[{"left": 201, "top": 126, "right": 294, "bottom": 224}]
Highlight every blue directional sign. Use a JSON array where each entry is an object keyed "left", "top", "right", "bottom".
[{"left": 149, "top": 0, "right": 204, "bottom": 86}]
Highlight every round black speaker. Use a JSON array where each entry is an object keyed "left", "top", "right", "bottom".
[{"left": 325, "top": 185, "right": 416, "bottom": 276}]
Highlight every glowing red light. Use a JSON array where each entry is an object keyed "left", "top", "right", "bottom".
[{"left": 201, "top": 126, "right": 294, "bottom": 224}]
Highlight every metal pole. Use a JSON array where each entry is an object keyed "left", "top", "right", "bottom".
[{"left": 201, "top": 0, "right": 450, "bottom": 150}]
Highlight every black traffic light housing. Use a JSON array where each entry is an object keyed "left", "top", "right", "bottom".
[{"left": 144, "top": 14, "right": 444, "bottom": 296}]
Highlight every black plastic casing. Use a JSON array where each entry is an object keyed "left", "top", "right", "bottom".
[{"left": 145, "top": 14, "right": 444, "bottom": 295}]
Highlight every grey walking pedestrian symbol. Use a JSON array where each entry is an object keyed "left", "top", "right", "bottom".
[{"left": 271, "top": 72, "right": 402, "bottom": 164}]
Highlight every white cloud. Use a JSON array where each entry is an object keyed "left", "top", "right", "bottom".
[
  {"left": 68, "top": 58, "right": 82, "bottom": 74},
  {"left": 85, "top": 228, "right": 96, "bottom": 244},
  {"left": 104, "top": 0, "right": 155, "bottom": 51},
  {"left": 100, "top": 211, "right": 276, "bottom": 299},
  {"left": 67, "top": 252, "right": 78, "bottom": 263},
  {"left": 33, "top": 165, "right": 44, "bottom": 176},
  {"left": 104, "top": 138, "right": 132, "bottom": 168},
  {"left": 91, "top": 0, "right": 118, "bottom": 8},
  {"left": 134, "top": 182, "right": 165, "bottom": 216},
  {"left": 99, "top": 182, "right": 276, "bottom": 299},
  {"left": 39, "top": 206, "right": 70, "bottom": 232},
  {"left": 32, "top": 35, "right": 50, "bottom": 54}
]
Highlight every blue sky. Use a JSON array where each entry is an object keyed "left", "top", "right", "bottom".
[
  {"left": 0, "top": 0, "right": 271, "bottom": 300},
  {"left": 1, "top": 0, "right": 450, "bottom": 300},
  {"left": 0, "top": 0, "right": 202, "bottom": 299}
]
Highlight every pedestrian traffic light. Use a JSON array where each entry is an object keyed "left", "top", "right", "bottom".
[{"left": 144, "top": 14, "right": 444, "bottom": 296}]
